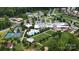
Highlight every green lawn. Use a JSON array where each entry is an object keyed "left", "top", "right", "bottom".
[
  {"left": 33, "top": 30, "right": 53, "bottom": 42},
  {"left": 14, "top": 43, "right": 24, "bottom": 51},
  {"left": 0, "top": 32, "right": 4, "bottom": 37}
]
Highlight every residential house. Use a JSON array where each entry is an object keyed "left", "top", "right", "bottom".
[
  {"left": 7, "top": 42, "right": 13, "bottom": 49},
  {"left": 26, "top": 37, "right": 34, "bottom": 43},
  {"left": 27, "top": 29, "right": 40, "bottom": 36}
]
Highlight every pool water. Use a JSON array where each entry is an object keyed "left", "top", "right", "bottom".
[{"left": 5, "top": 33, "right": 22, "bottom": 39}]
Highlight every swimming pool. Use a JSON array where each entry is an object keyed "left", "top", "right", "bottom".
[{"left": 5, "top": 32, "right": 22, "bottom": 39}]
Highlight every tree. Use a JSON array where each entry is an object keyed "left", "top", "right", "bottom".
[
  {"left": 43, "top": 37, "right": 58, "bottom": 51},
  {"left": 0, "top": 16, "right": 11, "bottom": 30},
  {"left": 20, "top": 14, "right": 28, "bottom": 20},
  {"left": 3, "top": 15, "right": 9, "bottom": 21},
  {"left": 42, "top": 32, "right": 79, "bottom": 51}
]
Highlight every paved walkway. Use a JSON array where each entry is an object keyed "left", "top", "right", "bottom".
[{"left": 21, "top": 29, "right": 27, "bottom": 41}]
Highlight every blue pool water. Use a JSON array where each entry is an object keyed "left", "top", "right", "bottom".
[{"left": 5, "top": 33, "right": 22, "bottom": 39}]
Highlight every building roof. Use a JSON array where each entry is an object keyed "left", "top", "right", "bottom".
[
  {"left": 53, "top": 22, "right": 69, "bottom": 28},
  {"left": 27, "top": 37, "right": 34, "bottom": 43},
  {"left": 26, "top": 12, "right": 34, "bottom": 17},
  {"left": 33, "top": 13, "right": 39, "bottom": 17},
  {"left": 9, "top": 18, "right": 23, "bottom": 21},
  {"left": 34, "top": 21, "right": 46, "bottom": 28},
  {"left": 27, "top": 29, "right": 39, "bottom": 36},
  {"left": 71, "top": 24, "right": 79, "bottom": 30},
  {"left": 24, "top": 23, "right": 32, "bottom": 28},
  {"left": 34, "top": 21, "right": 69, "bottom": 29},
  {"left": 73, "top": 10, "right": 78, "bottom": 14},
  {"left": 9, "top": 18, "right": 23, "bottom": 24},
  {"left": 38, "top": 11, "right": 44, "bottom": 16},
  {"left": 24, "top": 20, "right": 32, "bottom": 28},
  {"left": 14, "top": 27, "right": 22, "bottom": 33},
  {"left": 46, "top": 23, "right": 53, "bottom": 28},
  {"left": 7, "top": 42, "right": 13, "bottom": 48}
]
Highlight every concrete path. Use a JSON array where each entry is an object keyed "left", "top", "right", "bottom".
[{"left": 21, "top": 29, "right": 27, "bottom": 41}]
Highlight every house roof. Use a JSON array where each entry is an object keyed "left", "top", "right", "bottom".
[
  {"left": 27, "top": 29, "right": 39, "bottom": 36},
  {"left": 7, "top": 42, "right": 13, "bottom": 48},
  {"left": 24, "top": 23, "right": 32, "bottom": 28},
  {"left": 27, "top": 37, "right": 34, "bottom": 43}
]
